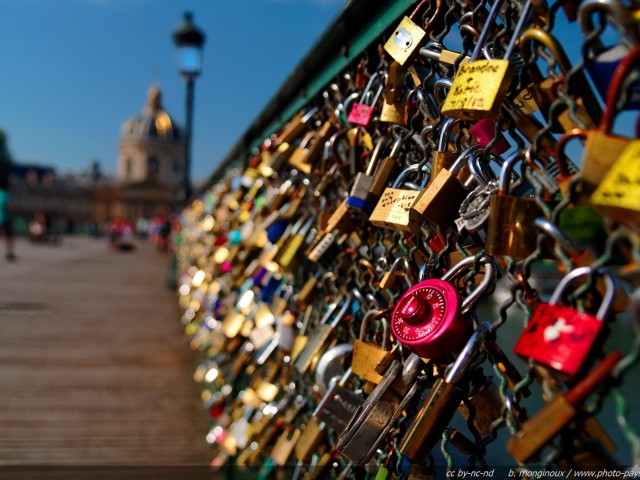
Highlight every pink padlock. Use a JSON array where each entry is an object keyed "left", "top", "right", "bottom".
[
  {"left": 347, "top": 72, "right": 385, "bottom": 128},
  {"left": 391, "top": 255, "right": 496, "bottom": 359},
  {"left": 470, "top": 118, "right": 510, "bottom": 154}
]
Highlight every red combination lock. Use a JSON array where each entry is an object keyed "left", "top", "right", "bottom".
[{"left": 391, "top": 255, "right": 496, "bottom": 359}]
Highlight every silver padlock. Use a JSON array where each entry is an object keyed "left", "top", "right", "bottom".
[
  {"left": 315, "top": 343, "right": 353, "bottom": 397},
  {"left": 336, "top": 353, "right": 423, "bottom": 465},
  {"left": 313, "top": 367, "right": 363, "bottom": 436}
]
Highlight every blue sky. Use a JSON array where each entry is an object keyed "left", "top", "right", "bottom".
[{"left": 0, "top": 0, "right": 344, "bottom": 182}]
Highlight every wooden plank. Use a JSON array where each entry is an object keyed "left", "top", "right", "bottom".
[{"left": 0, "top": 237, "right": 211, "bottom": 465}]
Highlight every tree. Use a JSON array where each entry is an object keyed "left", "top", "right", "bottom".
[{"left": 0, "top": 130, "right": 14, "bottom": 183}]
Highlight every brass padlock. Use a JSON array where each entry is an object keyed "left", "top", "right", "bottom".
[
  {"left": 576, "top": 47, "right": 639, "bottom": 199},
  {"left": 410, "top": 146, "right": 475, "bottom": 229},
  {"left": 288, "top": 120, "right": 335, "bottom": 174},
  {"left": 293, "top": 294, "right": 352, "bottom": 374},
  {"left": 384, "top": 0, "right": 432, "bottom": 66},
  {"left": 369, "top": 163, "right": 425, "bottom": 232},
  {"left": 351, "top": 309, "right": 393, "bottom": 384},
  {"left": 430, "top": 118, "right": 471, "bottom": 184},
  {"left": 518, "top": 27, "right": 602, "bottom": 133},
  {"left": 485, "top": 149, "right": 544, "bottom": 260},
  {"left": 441, "top": 0, "right": 522, "bottom": 120}
]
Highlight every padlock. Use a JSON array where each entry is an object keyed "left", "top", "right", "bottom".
[
  {"left": 270, "top": 107, "right": 319, "bottom": 170},
  {"left": 469, "top": 118, "right": 510, "bottom": 154},
  {"left": 579, "top": 0, "right": 640, "bottom": 109},
  {"left": 576, "top": 46, "right": 640, "bottom": 199},
  {"left": 294, "top": 416, "right": 326, "bottom": 463},
  {"left": 507, "top": 351, "right": 622, "bottom": 463},
  {"left": 288, "top": 120, "right": 335, "bottom": 174},
  {"left": 346, "top": 136, "right": 391, "bottom": 214},
  {"left": 314, "top": 342, "right": 353, "bottom": 396},
  {"left": 441, "top": 0, "right": 528, "bottom": 120},
  {"left": 369, "top": 163, "right": 425, "bottom": 232},
  {"left": 351, "top": 309, "right": 393, "bottom": 384},
  {"left": 384, "top": 61, "right": 405, "bottom": 105},
  {"left": 368, "top": 127, "right": 406, "bottom": 198},
  {"left": 336, "top": 354, "right": 423, "bottom": 464},
  {"left": 384, "top": 0, "right": 432, "bottom": 66},
  {"left": 535, "top": 218, "right": 629, "bottom": 312},
  {"left": 312, "top": 367, "right": 363, "bottom": 436},
  {"left": 411, "top": 146, "right": 476, "bottom": 229},
  {"left": 485, "top": 149, "right": 544, "bottom": 260},
  {"left": 513, "top": 266, "right": 615, "bottom": 377},
  {"left": 399, "top": 322, "right": 490, "bottom": 462},
  {"left": 293, "top": 294, "right": 352, "bottom": 374},
  {"left": 591, "top": 138, "right": 640, "bottom": 226},
  {"left": 420, "top": 41, "right": 470, "bottom": 68},
  {"left": 430, "top": 118, "right": 471, "bottom": 184},
  {"left": 391, "top": 255, "right": 496, "bottom": 359},
  {"left": 347, "top": 71, "right": 385, "bottom": 128},
  {"left": 457, "top": 375, "right": 505, "bottom": 436},
  {"left": 518, "top": 27, "right": 602, "bottom": 133}
]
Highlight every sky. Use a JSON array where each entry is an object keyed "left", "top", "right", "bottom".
[{"left": 0, "top": 0, "right": 345, "bottom": 182}]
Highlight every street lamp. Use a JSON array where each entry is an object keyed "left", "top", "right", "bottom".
[{"left": 172, "top": 12, "right": 205, "bottom": 202}]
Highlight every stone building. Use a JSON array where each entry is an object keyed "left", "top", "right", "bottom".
[{"left": 95, "top": 85, "right": 185, "bottom": 223}]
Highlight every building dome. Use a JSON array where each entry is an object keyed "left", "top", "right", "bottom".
[{"left": 121, "top": 86, "right": 181, "bottom": 141}]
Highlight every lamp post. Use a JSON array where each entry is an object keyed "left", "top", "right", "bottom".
[{"left": 172, "top": 12, "right": 205, "bottom": 202}]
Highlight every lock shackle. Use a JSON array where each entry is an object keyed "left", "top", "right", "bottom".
[
  {"left": 441, "top": 255, "right": 497, "bottom": 314},
  {"left": 385, "top": 255, "right": 417, "bottom": 286},
  {"left": 319, "top": 293, "right": 353, "bottom": 327},
  {"left": 301, "top": 107, "right": 320, "bottom": 125},
  {"left": 550, "top": 266, "right": 616, "bottom": 320},
  {"left": 359, "top": 71, "right": 384, "bottom": 106},
  {"left": 415, "top": 88, "right": 438, "bottom": 121},
  {"left": 392, "top": 163, "right": 421, "bottom": 189},
  {"left": 438, "top": 118, "right": 463, "bottom": 152},
  {"left": 359, "top": 309, "right": 392, "bottom": 350},
  {"left": 469, "top": 0, "right": 506, "bottom": 62},
  {"left": 365, "top": 136, "right": 391, "bottom": 176},
  {"left": 467, "top": 152, "right": 498, "bottom": 186},
  {"left": 519, "top": 28, "right": 573, "bottom": 75},
  {"left": 433, "top": 78, "right": 453, "bottom": 105},
  {"left": 534, "top": 218, "right": 582, "bottom": 258},
  {"left": 315, "top": 343, "right": 354, "bottom": 396},
  {"left": 578, "top": 0, "right": 640, "bottom": 48},
  {"left": 449, "top": 145, "right": 481, "bottom": 176},
  {"left": 599, "top": 45, "right": 640, "bottom": 134},
  {"left": 390, "top": 125, "right": 409, "bottom": 158},
  {"left": 446, "top": 321, "right": 491, "bottom": 383},
  {"left": 555, "top": 128, "right": 586, "bottom": 178},
  {"left": 498, "top": 149, "right": 526, "bottom": 193}
]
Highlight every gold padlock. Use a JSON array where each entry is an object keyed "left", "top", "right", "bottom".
[
  {"left": 369, "top": 163, "right": 425, "bottom": 232},
  {"left": 518, "top": 28, "right": 602, "bottom": 133},
  {"left": 441, "top": 0, "right": 525, "bottom": 120},
  {"left": 410, "top": 147, "right": 473, "bottom": 229},
  {"left": 485, "top": 150, "right": 544, "bottom": 260},
  {"left": 384, "top": 1, "right": 432, "bottom": 66},
  {"left": 575, "top": 47, "right": 639, "bottom": 200},
  {"left": 352, "top": 309, "right": 394, "bottom": 384}
]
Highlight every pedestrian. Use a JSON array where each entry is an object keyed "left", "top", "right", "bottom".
[{"left": 0, "top": 177, "right": 15, "bottom": 261}]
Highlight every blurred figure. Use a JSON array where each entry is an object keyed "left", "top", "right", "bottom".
[
  {"left": 29, "top": 212, "right": 47, "bottom": 243},
  {"left": 0, "top": 177, "right": 15, "bottom": 261}
]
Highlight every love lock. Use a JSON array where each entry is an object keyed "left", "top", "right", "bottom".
[
  {"left": 513, "top": 266, "right": 616, "bottom": 377},
  {"left": 335, "top": 353, "right": 423, "bottom": 465}
]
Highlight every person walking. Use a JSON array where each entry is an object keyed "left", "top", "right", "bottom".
[{"left": 0, "top": 177, "right": 15, "bottom": 261}]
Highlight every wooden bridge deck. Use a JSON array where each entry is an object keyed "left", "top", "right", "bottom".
[{"left": 0, "top": 236, "right": 211, "bottom": 466}]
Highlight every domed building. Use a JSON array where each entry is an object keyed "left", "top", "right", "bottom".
[
  {"left": 118, "top": 85, "right": 184, "bottom": 185},
  {"left": 95, "top": 85, "right": 185, "bottom": 224}
]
